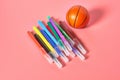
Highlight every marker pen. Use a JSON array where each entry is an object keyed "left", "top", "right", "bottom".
[
  {"left": 59, "top": 21, "right": 87, "bottom": 54},
  {"left": 27, "top": 31, "right": 53, "bottom": 63},
  {"left": 33, "top": 26, "right": 59, "bottom": 57},
  {"left": 34, "top": 34, "right": 62, "bottom": 68},
  {"left": 47, "top": 22, "right": 70, "bottom": 56},
  {"left": 40, "top": 30, "right": 69, "bottom": 62}
]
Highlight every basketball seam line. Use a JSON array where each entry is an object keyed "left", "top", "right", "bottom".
[
  {"left": 80, "top": 13, "right": 88, "bottom": 27},
  {"left": 74, "top": 7, "right": 81, "bottom": 28}
]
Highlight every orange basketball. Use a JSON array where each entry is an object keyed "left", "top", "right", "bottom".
[{"left": 66, "top": 5, "right": 89, "bottom": 28}]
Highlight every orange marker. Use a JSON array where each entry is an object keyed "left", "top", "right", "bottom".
[{"left": 27, "top": 31, "right": 53, "bottom": 63}]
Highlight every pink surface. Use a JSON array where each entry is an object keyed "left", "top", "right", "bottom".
[{"left": 1, "top": 0, "right": 120, "bottom": 80}]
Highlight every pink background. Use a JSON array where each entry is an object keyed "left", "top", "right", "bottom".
[{"left": 1, "top": 0, "right": 120, "bottom": 80}]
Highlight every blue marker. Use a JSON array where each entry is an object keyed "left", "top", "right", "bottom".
[
  {"left": 40, "top": 30, "right": 69, "bottom": 62},
  {"left": 38, "top": 21, "right": 58, "bottom": 45}
]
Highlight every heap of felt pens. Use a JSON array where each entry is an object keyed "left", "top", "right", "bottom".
[{"left": 27, "top": 16, "right": 87, "bottom": 68}]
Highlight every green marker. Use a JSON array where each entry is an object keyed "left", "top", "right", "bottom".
[
  {"left": 55, "top": 22, "right": 71, "bottom": 40},
  {"left": 54, "top": 21, "right": 75, "bottom": 46},
  {"left": 47, "top": 22, "right": 70, "bottom": 56},
  {"left": 47, "top": 22, "right": 60, "bottom": 41}
]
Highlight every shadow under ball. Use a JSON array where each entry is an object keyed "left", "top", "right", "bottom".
[{"left": 66, "top": 5, "right": 89, "bottom": 28}]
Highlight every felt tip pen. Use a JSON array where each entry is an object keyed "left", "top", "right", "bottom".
[
  {"left": 33, "top": 26, "right": 59, "bottom": 57},
  {"left": 47, "top": 22, "right": 70, "bottom": 56},
  {"left": 59, "top": 21, "right": 87, "bottom": 54},
  {"left": 48, "top": 16, "right": 72, "bottom": 52},
  {"left": 27, "top": 31, "right": 53, "bottom": 63},
  {"left": 40, "top": 30, "right": 69, "bottom": 62},
  {"left": 38, "top": 20, "right": 58, "bottom": 46},
  {"left": 34, "top": 34, "right": 62, "bottom": 68}
]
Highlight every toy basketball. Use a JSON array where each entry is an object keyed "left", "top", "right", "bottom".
[{"left": 66, "top": 5, "right": 89, "bottom": 28}]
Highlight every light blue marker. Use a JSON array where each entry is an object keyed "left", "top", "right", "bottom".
[
  {"left": 38, "top": 20, "right": 58, "bottom": 45},
  {"left": 40, "top": 30, "right": 69, "bottom": 62}
]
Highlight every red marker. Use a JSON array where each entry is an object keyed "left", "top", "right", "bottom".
[{"left": 27, "top": 31, "right": 53, "bottom": 63}]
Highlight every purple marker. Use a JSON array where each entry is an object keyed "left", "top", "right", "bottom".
[{"left": 48, "top": 17, "right": 73, "bottom": 53}]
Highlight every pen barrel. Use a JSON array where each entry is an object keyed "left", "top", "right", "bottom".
[
  {"left": 55, "top": 22, "right": 71, "bottom": 40},
  {"left": 58, "top": 40, "right": 65, "bottom": 50},
  {"left": 49, "top": 18, "right": 66, "bottom": 42},
  {"left": 47, "top": 22, "right": 60, "bottom": 41},
  {"left": 59, "top": 21, "right": 74, "bottom": 39},
  {"left": 40, "top": 30, "right": 59, "bottom": 57}
]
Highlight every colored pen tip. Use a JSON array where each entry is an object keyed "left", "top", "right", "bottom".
[
  {"left": 77, "top": 44, "right": 87, "bottom": 55},
  {"left": 60, "top": 52, "right": 69, "bottom": 63},
  {"left": 44, "top": 54, "right": 53, "bottom": 64},
  {"left": 38, "top": 20, "right": 41, "bottom": 23},
  {"left": 47, "top": 16, "right": 51, "bottom": 20},
  {"left": 53, "top": 58, "right": 63, "bottom": 68},
  {"left": 73, "top": 48, "right": 85, "bottom": 60}
]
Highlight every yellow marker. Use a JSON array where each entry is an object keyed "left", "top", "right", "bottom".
[{"left": 33, "top": 26, "right": 59, "bottom": 57}]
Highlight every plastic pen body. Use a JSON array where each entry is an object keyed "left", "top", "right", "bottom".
[
  {"left": 40, "top": 30, "right": 69, "bottom": 62},
  {"left": 33, "top": 26, "right": 59, "bottom": 57},
  {"left": 47, "top": 22, "right": 70, "bottom": 56},
  {"left": 27, "top": 31, "right": 53, "bottom": 63},
  {"left": 34, "top": 33, "right": 62, "bottom": 68},
  {"left": 38, "top": 21, "right": 58, "bottom": 45}
]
